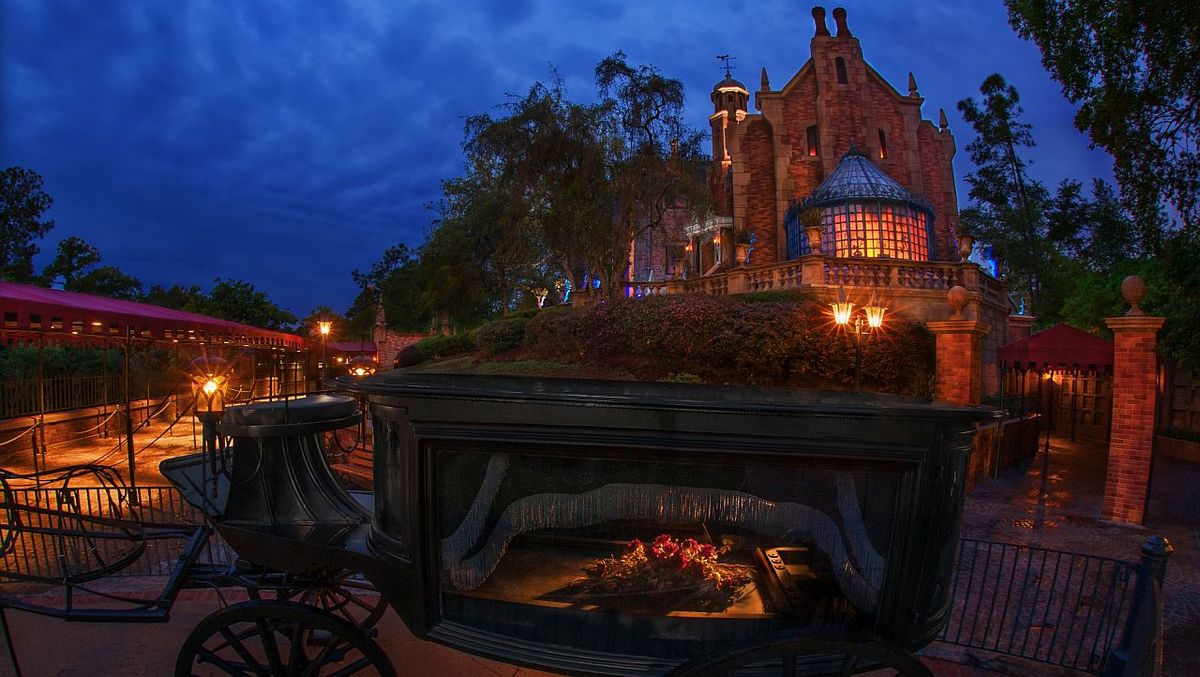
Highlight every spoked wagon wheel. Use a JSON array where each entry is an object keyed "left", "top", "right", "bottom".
[
  {"left": 255, "top": 570, "right": 387, "bottom": 634},
  {"left": 176, "top": 600, "right": 395, "bottom": 677},
  {"left": 665, "top": 635, "right": 934, "bottom": 677}
]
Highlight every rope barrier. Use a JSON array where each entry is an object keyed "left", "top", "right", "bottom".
[
  {"left": 88, "top": 399, "right": 195, "bottom": 467},
  {"left": 0, "top": 423, "right": 38, "bottom": 449},
  {"left": 52, "top": 409, "right": 122, "bottom": 441}
]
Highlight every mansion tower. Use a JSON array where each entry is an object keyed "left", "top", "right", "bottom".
[{"left": 633, "top": 6, "right": 964, "bottom": 281}]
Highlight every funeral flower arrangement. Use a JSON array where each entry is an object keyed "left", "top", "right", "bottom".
[{"left": 569, "top": 534, "right": 753, "bottom": 611}]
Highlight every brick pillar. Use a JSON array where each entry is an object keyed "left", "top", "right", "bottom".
[
  {"left": 928, "top": 320, "right": 991, "bottom": 405},
  {"left": 1007, "top": 314, "right": 1035, "bottom": 343},
  {"left": 1102, "top": 314, "right": 1165, "bottom": 524}
]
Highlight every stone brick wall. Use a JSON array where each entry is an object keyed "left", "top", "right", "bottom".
[{"left": 371, "top": 302, "right": 427, "bottom": 367}]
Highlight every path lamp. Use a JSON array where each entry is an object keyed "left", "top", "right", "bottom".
[
  {"left": 189, "top": 355, "right": 230, "bottom": 482},
  {"left": 318, "top": 320, "right": 332, "bottom": 386},
  {"left": 831, "top": 286, "right": 887, "bottom": 392}
]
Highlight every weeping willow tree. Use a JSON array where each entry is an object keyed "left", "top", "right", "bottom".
[{"left": 456, "top": 53, "right": 712, "bottom": 303}]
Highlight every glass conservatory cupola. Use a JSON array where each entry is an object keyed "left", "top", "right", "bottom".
[{"left": 785, "top": 145, "right": 935, "bottom": 261}]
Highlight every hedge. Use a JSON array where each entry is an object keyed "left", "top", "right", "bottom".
[
  {"left": 522, "top": 294, "right": 934, "bottom": 396},
  {"left": 413, "top": 332, "right": 476, "bottom": 362},
  {"left": 475, "top": 317, "right": 529, "bottom": 356}
]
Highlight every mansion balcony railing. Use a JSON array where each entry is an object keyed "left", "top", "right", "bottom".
[{"left": 618, "top": 255, "right": 1008, "bottom": 318}]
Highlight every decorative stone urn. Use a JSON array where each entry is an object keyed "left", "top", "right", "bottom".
[{"left": 956, "top": 233, "right": 974, "bottom": 261}]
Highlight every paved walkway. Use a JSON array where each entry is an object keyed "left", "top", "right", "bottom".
[{"left": 958, "top": 433, "right": 1200, "bottom": 676}]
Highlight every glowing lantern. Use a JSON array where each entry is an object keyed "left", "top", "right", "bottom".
[
  {"left": 831, "top": 287, "right": 855, "bottom": 326},
  {"left": 348, "top": 355, "right": 377, "bottom": 378},
  {"left": 188, "top": 355, "right": 231, "bottom": 414}
]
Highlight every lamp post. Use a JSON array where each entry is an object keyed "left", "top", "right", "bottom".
[
  {"left": 189, "top": 355, "right": 230, "bottom": 486},
  {"left": 318, "top": 320, "right": 332, "bottom": 387},
  {"left": 831, "top": 286, "right": 887, "bottom": 392}
]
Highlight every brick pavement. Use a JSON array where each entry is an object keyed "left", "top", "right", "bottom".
[{"left": 959, "top": 433, "right": 1200, "bottom": 676}]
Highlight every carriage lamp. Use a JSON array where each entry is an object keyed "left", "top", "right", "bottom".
[
  {"left": 348, "top": 355, "right": 377, "bottom": 378},
  {"left": 189, "top": 355, "right": 232, "bottom": 485},
  {"left": 831, "top": 287, "right": 887, "bottom": 392},
  {"left": 189, "top": 355, "right": 231, "bottom": 414}
]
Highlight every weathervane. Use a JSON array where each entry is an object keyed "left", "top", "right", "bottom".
[{"left": 716, "top": 54, "right": 736, "bottom": 79}]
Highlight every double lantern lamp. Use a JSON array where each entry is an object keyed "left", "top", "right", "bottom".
[{"left": 831, "top": 287, "right": 887, "bottom": 392}]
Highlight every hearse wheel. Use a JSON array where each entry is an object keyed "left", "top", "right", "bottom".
[
  {"left": 665, "top": 635, "right": 934, "bottom": 677},
  {"left": 176, "top": 600, "right": 395, "bottom": 676},
  {"left": 256, "top": 570, "right": 388, "bottom": 635}
]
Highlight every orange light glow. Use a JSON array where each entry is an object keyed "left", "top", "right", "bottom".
[
  {"left": 864, "top": 304, "right": 886, "bottom": 329},
  {"left": 318, "top": 320, "right": 332, "bottom": 336},
  {"left": 832, "top": 301, "right": 854, "bottom": 326}
]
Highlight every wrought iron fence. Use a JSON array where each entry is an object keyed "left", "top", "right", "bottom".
[
  {"left": 939, "top": 537, "right": 1137, "bottom": 674},
  {"left": 0, "top": 375, "right": 178, "bottom": 419},
  {"left": 0, "top": 486, "right": 233, "bottom": 581},
  {"left": 0, "top": 485, "right": 1165, "bottom": 675}
]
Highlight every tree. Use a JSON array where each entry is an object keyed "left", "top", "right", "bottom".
[
  {"left": 957, "top": 74, "right": 1057, "bottom": 315},
  {"left": 1006, "top": 0, "right": 1197, "bottom": 237},
  {"left": 1007, "top": 1, "right": 1200, "bottom": 375},
  {"left": 457, "top": 54, "right": 711, "bottom": 305},
  {"left": 72, "top": 266, "right": 143, "bottom": 300},
  {"left": 143, "top": 283, "right": 209, "bottom": 312},
  {"left": 0, "top": 167, "right": 56, "bottom": 282},
  {"left": 592, "top": 53, "right": 712, "bottom": 298},
  {"left": 41, "top": 235, "right": 101, "bottom": 287},
  {"left": 36, "top": 234, "right": 143, "bottom": 300},
  {"left": 204, "top": 278, "right": 297, "bottom": 330},
  {"left": 299, "top": 306, "right": 348, "bottom": 340}
]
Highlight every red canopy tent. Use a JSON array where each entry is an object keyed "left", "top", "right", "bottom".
[
  {"left": 0, "top": 281, "right": 305, "bottom": 349},
  {"left": 997, "top": 323, "right": 1114, "bottom": 371}
]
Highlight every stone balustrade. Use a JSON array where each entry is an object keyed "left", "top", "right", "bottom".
[{"left": 626, "top": 255, "right": 1002, "bottom": 302}]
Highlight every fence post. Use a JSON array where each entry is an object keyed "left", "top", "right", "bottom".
[
  {"left": 123, "top": 327, "right": 139, "bottom": 505},
  {"left": 1103, "top": 535, "right": 1173, "bottom": 677}
]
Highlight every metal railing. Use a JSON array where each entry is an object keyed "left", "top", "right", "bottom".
[
  {"left": 0, "top": 486, "right": 233, "bottom": 581},
  {"left": 0, "top": 485, "right": 1170, "bottom": 675},
  {"left": 939, "top": 538, "right": 1137, "bottom": 674},
  {"left": 0, "top": 375, "right": 177, "bottom": 419}
]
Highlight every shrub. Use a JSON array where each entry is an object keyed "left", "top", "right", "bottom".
[
  {"left": 524, "top": 306, "right": 587, "bottom": 359},
  {"left": 392, "top": 344, "right": 421, "bottom": 368},
  {"left": 460, "top": 292, "right": 935, "bottom": 396},
  {"left": 475, "top": 317, "right": 530, "bottom": 356},
  {"left": 413, "top": 333, "right": 476, "bottom": 362}
]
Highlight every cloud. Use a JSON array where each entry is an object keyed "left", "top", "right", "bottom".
[{"left": 2, "top": 0, "right": 1112, "bottom": 314}]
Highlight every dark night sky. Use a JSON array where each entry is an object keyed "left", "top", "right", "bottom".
[{"left": 1, "top": 0, "right": 1115, "bottom": 318}]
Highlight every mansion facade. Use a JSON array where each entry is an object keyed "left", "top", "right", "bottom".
[
  {"left": 632, "top": 6, "right": 964, "bottom": 281},
  {"left": 624, "top": 7, "right": 1016, "bottom": 396}
]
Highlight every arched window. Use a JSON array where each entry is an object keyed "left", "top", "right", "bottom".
[
  {"left": 835, "top": 57, "right": 848, "bottom": 84},
  {"left": 878, "top": 129, "right": 888, "bottom": 160},
  {"left": 806, "top": 125, "right": 820, "bottom": 157}
]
